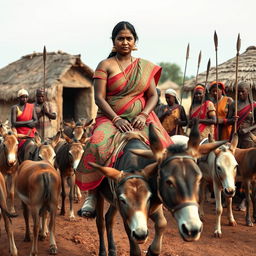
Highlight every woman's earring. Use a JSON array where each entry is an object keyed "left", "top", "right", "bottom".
[
  {"left": 112, "top": 46, "right": 116, "bottom": 52},
  {"left": 132, "top": 45, "right": 138, "bottom": 51}
]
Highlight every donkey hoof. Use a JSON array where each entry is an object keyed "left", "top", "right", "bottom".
[
  {"left": 214, "top": 231, "right": 222, "bottom": 238},
  {"left": 108, "top": 249, "right": 116, "bottom": 256},
  {"left": 69, "top": 216, "right": 76, "bottom": 222},
  {"left": 146, "top": 246, "right": 159, "bottom": 256},
  {"left": 24, "top": 236, "right": 31, "bottom": 242},
  {"left": 229, "top": 220, "right": 237, "bottom": 226},
  {"left": 246, "top": 220, "right": 254, "bottom": 227},
  {"left": 38, "top": 234, "right": 47, "bottom": 241},
  {"left": 49, "top": 245, "right": 58, "bottom": 255}
]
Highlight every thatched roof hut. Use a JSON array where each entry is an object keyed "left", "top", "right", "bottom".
[
  {"left": 0, "top": 51, "right": 96, "bottom": 135},
  {"left": 184, "top": 46, "right": 256, "bottom": 92}
]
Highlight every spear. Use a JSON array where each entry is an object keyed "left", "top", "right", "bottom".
[
  {"left": 234, "top": 34, "right": 241, "bottom": 133},
  {"left": 177, "top": 43, "right": 190, "bottom": 135},
  {"left": 42, "top": 46, "right": 47, "bottom": 141},
  {"left": 195, "top": 50, "right": 202, "bottom": 86},
  {"left": 180, "top": 43, "right": 190, "bottom": 105},
  {"left": 199, "top": 59, "right": 211, "bottom": 118},
  {"left": 214, "top": 31, "right": 219, "bottom": 140}
]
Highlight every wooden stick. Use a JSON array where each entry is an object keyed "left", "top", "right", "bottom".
[
  {"left": 42, "top": 46, "right": 47, "bottom": 141},
  {"left": 234, "top": 34, "right": 241, "bottom": 133}
]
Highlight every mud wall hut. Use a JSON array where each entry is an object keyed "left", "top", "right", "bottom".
[{"left": 0, "top": 51, "right": 96, "bottom": 135}]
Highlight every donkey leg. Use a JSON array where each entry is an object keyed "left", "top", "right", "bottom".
[
  {"left": 199, "top": 180, "right": 206, "bottom": 221},
  {"left": 105, "top": 205, "right": 118, "bottom": 256},
  {"left": 147, "top": 206, "right": 167, "bottom": 256},
  {"left": 30, "top": 207, "right": 40, "bottom": 256},
  {"left": 213, "top": 185, "right": 223, "bottom": 238},
  {"left": 67, "top": 175, "right": 75, "bottom": 221},
  {"left": 3, "top": 212, "right": 18, "bottom": 256},
  {"left": 60, "top": 176, "right": 66, "bottom": 216},
  {"left": 22, "top": 202, "right": 31, "bottom": 242},
  {"left": 96, "top": 196, "right": 107, "bottom": 256},
  {"left": 245, "top": 180, "right": 253, "bottom": 226},
  {"left": 39, "top": 211, "right": 48, "bottom": 240},
  {"left": 251, "top": 182, "right": 256, "bottom": 222},
  {"left": 48, "top": 209, "right": 58, "bottom": 255},
  {"left": 226, "top": 197, "right": 237, "bottom": 226},
  {"left": 6, "top": 174, "right": 16, "bottom": 214}
]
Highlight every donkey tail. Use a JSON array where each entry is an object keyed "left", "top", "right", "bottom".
[{"left": 42, "top": 172, "right": 51, "bottom": 202}]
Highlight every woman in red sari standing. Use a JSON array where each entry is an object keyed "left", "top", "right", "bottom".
[
  {"left": 11, "top": 89, "right": 38, "bottom": 161},
  {"left": 77, "top": 21, "right": 172, "bottom": 217},
  {"left": 189, "top": 84, "right": 216, "bottom": 140}
]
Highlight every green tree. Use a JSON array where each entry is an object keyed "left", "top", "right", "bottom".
[{"left": 158, "top": 62, "right": 183, "bottom": 85}]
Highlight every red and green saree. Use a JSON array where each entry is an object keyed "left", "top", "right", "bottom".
[{"left": 76, "top": 58, "right": 173, "bottom": 191}]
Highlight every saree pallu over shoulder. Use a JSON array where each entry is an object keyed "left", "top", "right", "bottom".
[
  {"left": 237, "top": 102, "right": 256, "bottom": 129},
  {"left": 76, "top": 59, "right": 171, "bottom": 191}
]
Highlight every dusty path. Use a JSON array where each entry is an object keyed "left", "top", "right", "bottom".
[{"left": 0, "top": 194, "right": 255, "bottom": 256}]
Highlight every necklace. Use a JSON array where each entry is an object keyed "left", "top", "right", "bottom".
[{"left": 115, "top": 55, "right": 133, "bottom": 81}]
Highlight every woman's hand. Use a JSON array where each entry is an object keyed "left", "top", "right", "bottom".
[
  {"left": 114, "top": 118, "right": 134, "bottom": 133},
  {"left": 131, "top": 115, "right": 147, "bottom": 130}
]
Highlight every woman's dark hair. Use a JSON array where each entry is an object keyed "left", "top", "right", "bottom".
[{"left": 108, "top": 21, "right": 138, "bottom": 58}]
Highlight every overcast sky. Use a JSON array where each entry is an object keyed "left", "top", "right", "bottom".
[{"left": 1, "top": 0, "right": 255, "bottom": 76}]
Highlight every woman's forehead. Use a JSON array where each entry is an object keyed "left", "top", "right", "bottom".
[{"left": 116, "top": 29, "right": 133, "bottom": 37}]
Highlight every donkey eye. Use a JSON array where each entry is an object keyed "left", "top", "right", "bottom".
[{"left": 166, "top": 180, "right": 174, "bottom": 188}]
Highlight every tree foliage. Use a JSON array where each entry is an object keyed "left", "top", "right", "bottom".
[{"left": 158, "top": 62, "right": 183, "bottom": 85}]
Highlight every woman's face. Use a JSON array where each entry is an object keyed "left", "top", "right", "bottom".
[
  {"left": 165, "top": 94, "right": 176, "bottom": 106},
  {"left": 114, "top": 29, "right": 135, "bottom": 55},
  {"left": 194, "top": 89, "right": 204, "bottom": 103},
  {"left": 238, "top": 87, "right": 248, "bottom": 101},
  {"left": 19, "top": 95, "right": 28, "bottom": 105},
  {"left": 210, "top": 87, "right": 222, "bottom": 100}
]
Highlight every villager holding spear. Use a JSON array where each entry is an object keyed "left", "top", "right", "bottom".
[
  {"left": 34, "top": 47, "right": 56, "bottom": 140},
  {"left": 189, "top": 59, "right": 217, "bottom": 140},
  {"left": 227, "top": 34, "right": 256, "bottom": 148}
]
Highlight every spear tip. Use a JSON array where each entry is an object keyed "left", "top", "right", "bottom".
[
  {"left": 237, "top": 33, "right": 241, "bottom": 52},
  {"left": 186, "top": 43, "right": 190, "bottom": 59},
  {"left": 214, "top": 31, "right": 218, "bottom": 50},
  {"left": 43, "top": 46, "right": 47, "bottom": 62}
]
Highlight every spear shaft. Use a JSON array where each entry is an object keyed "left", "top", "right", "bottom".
[
  {"left": 214, "top": 31, "right": 219, "bottom": 140},
  {"left": 180, "top": 43, "right": 190, "bottom": 105},
  {"left": 234, "top": 34, "right": 241, "bottom": 133},
  {"left": 42, "top": 46, "right": 47, "bottom": 141}
]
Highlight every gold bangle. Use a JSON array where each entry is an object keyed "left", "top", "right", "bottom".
[
  {"left": 112, "top": 116, "right": 121, "bottom": 124},
  {"left": 139, "top": 112, "right": 149, "bottom": 119}
]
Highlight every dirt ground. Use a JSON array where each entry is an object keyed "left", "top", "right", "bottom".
[{"left": 1, "top": 194, "right": 256, "bottom": 256}]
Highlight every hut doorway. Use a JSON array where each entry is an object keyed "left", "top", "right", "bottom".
[{"left": 62, "top": 87, "right": 91, "bottom": 121}]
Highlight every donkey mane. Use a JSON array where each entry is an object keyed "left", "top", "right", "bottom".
[{"left": 167, "top": 144, "right": 186, "bottom": 154}]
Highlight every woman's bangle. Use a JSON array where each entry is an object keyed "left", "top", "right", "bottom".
[
  {"left": 112, "top": 116, "right": 122, "bottom": 124},
  {"left": 139, "top": 112, "right": 149, "bottom": 119}
]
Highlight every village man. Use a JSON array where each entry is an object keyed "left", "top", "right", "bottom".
[{"left": 34, "top": 88, "right": 56, "bottom": 139}]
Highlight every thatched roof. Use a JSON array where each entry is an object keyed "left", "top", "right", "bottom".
[
  {"left": 158, "top": 80, "right": 180, "bottom": 90},
  {"left": 0, "top": 51, "right": 94, "bottom": 101},
  {"left": 184, "top": 46, "right": 256, "bottom": 92}
]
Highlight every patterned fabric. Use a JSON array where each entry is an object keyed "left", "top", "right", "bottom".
[
  {"left": 214, "top": 96, "right": 232, "bottom": 140},
  {"left": 190, "top": 100, "right": 216, "bottom": 140},
  {"left": 16, "top": 103, "right": 37, "bottom": 148},
  {"left": 76, "top": 58, "right": 172, "bottom": 191}
]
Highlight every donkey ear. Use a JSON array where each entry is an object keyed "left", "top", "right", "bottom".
[
  {"left": 249, "top": 132, "right": 256, "bottom": 144},
  {"left": 187, "top": 118, "right": 200, "bottom": 153},
  {"left": 208, "top": 133, "right": 214, "bottom": 143},
  {"left": 230, "top": 133, "right": 238, "bottom": 152},
  {"left": 62, "top": 131, "right": 73, "bottom": 143},
  {"left": 88, "top": 162, "right": 123, "bottom": 181},
  {"left": 142, "top": 162, "right": 158, "bottom": 178},
  {"left": 196, "top": 140, "right": 227, "bottom": 157},
  {"left": 51, "top": 131, "right": 61, "bottom": 148},
  {"left": 149, "top": 123, "right": 164, "bottom": 162},
  {"left": 129, "top": 149, "right": 154, "bottom": 159},
  {"left": 34, "top": 132, "right": 41, "bottom": 145}
]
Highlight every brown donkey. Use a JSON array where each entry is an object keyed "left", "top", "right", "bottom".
[
  {"left": 16, "top": 160, "right": 61, "bottom": 256},
  {"left": 0, "top": 127, "right": 25, "bottom": 214},
  {"left": 55, "top": 133, "right": 85, "bottom": 220},
  {"left": 0, "top": 172, "right": 18, "bottom": 256},
  {"left": 87, "top": 121, "right": 226, "bottom": 256}
]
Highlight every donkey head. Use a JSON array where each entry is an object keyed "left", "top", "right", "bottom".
[{"left": 89, "top": 162, "right": 155, "bottom": 244}]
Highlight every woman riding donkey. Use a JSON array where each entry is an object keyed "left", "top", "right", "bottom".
[{"left": 76, "top": 21, "right": 172, "bottom": 217}]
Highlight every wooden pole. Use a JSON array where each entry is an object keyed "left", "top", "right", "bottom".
[
  {"left": 234, "top": 34, "right": 241, "bottom": 133},
  {"left": 42, "top": 46, "right": 47, "bottom": 141},
  {"left": 214, "top": 31, "right": 219, "bottom": 140}
]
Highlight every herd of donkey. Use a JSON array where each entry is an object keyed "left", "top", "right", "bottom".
[{"left": 0, "top": 118, "right": 256, "bottom": 256}]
